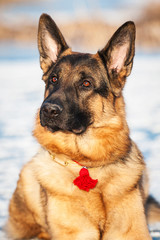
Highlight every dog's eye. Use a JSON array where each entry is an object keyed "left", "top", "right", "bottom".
[
  {"left": 50, "top": 76, "right": 58, "bottom": 84},
  {"left": 82, "top": 80, "right": 91, "bottom": 88}
]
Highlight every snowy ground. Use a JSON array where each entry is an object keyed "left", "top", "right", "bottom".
[{"left": 0, "top": 52, "right": 160, "bottom": 239}]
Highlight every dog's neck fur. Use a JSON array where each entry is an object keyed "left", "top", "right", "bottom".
[
  {"left": 48, "top": 150, "right": 99, "bottom": 169},
  {"left": 33, "top": 106, "right": 131, "bottom": 168}
]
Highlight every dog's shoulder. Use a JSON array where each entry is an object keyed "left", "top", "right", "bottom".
[{"left": 21, "top": 148, "right": 80, "bottom": 194}]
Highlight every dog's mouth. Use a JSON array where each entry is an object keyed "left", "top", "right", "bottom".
[
  {"left": 43, "top": 124, "right": 87, "bottom": 135},
  {"left": 40, "top": 114, "right": 91, "bottom": 135}
]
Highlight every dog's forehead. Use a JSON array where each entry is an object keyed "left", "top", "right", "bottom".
[{"left": 56, "top": 52, "right": 100, "bottom": 74}]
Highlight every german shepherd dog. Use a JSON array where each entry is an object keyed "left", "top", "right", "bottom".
[{"left": 7, "top": 14, "right": 160, "bottom": 240}]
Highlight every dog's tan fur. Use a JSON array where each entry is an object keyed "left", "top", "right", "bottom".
[
  {"left": 8, "top": 145, "right": 150, "bottom": 240},
  {"left": 7, "top": 14, "right": 154, "bottom": 240}
]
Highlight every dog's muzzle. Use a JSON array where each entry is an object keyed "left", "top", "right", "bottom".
[{"left": 40, "top": 101, "right": 91, "bottom": 135}]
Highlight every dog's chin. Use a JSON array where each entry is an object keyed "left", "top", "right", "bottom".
[{"left": 71, "top": 125, "right": 87, "bottom": 135}]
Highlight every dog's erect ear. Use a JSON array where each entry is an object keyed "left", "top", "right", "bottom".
[
  {"left": 38, "top": 13, "right": 69, "bottom": 73},
  {"left": 99, "top": 21, "right": 135, "bottom": 96}
]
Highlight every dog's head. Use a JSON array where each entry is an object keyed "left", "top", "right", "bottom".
[{"left": 34, "top": 14, "right": 135, "bottom": 166}]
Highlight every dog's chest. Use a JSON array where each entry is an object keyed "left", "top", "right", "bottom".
[
  {"left": 43, "top": 177, "right": 106, "bottom": 232},
  {"left": 32, "top": 151, "right": 106, "bottom": 230}
]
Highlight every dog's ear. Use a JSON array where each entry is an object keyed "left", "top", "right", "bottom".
[
  {"left": 99, "top": 21, "right": 135, "bottom": 96},
  {"left": 38, "top": 13, "right": 69, "bottom": 73}
]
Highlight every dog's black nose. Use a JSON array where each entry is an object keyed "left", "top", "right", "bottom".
[{"left": 42, "top": 103, "right": 63, "bottom": 118}]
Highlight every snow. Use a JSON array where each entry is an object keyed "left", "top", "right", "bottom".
[
  {"left": 124, "top": 53, "right": 160, "bottom": 202},
  {"left": 0, "top": 53, "right": 160, "bottom": 239}
]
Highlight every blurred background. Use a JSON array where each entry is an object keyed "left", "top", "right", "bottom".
[
  {"left": 0, "top": 0, "right": 160, "bottom": 239},
  {"left": 0, "top": 0, "right": 160, "bottom": 57}
]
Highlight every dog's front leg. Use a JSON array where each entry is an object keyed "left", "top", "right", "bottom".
[
  {"left": 7, "top": 163, "right": 51, "bottom": 240},
  {"left": 47, "top": 195, "right": 100, "bottom": 240},
  {"left": 102, "top": 188, "right": 151, "bottom": 240}
]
